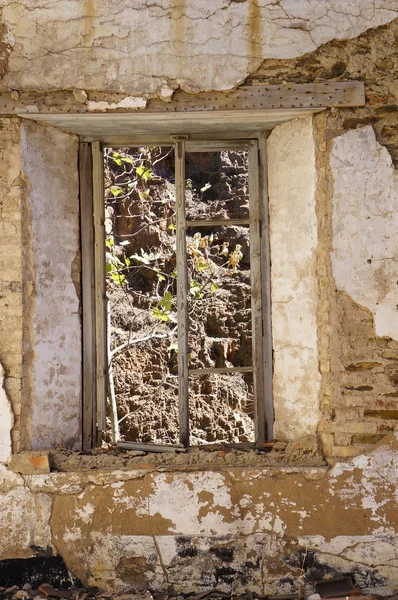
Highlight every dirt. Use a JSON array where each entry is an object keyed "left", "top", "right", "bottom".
[
  {"left": 49, "top": 436, "right": 326, "bottom": 471},
  {"left": 105, "top": 148, "right": 256, "bottom": 446}
]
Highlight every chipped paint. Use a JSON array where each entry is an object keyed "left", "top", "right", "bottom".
[
  {"left": 88, "top": 97, "right": 147, "bottom": 112},
  {"left": 0, "top": 362, "right": 13, "bottom": 463},
  {"left": 331, "top": 126, "right": 398, "bottom": 340}
]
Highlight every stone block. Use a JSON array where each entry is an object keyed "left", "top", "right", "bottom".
[{"left": 9, "top": 451, "right": 50, "bottom": 475}]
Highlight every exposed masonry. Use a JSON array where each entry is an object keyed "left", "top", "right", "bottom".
[
  {"left": 331, "top": 127, "right": 398, "bottom": 340},
  {"left": 0, "top": 1, "right": 397, "bottom": 98},
  {"left": 0, "top": 4, "right": 397, "bottom": 594},
  {"left": 250, "top": 17, "right": 398, "bottom": 461},
  {"left": 0, "top": 431, "right": 396, "bottom": 591}
]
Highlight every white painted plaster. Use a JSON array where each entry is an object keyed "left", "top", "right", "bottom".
[
  {"left": 0, "top": 487, "right": 52, "bottom": 556},
  {"left": 21, "top": 120, "right": 82, "bottom": 450},
  {"left": 329, "top": 431, "right": 398, "bottom": 524},
  {"left": 299, "top": 534, "right": 398, "bottom": 593},
  {"left": 1, "top": 1, "right": 397, "bottom": 95},
  {"left": 0, "top": 362, "right": 13, "bottom": 463},
  {"left": 88, "top": 97, "right": 147, "bottom": 112},
  {"left": 267, "top": 115, "right": 321, "bottom": 440},
  {"left": 331, "top": 126, "right": 398, "bottom": 339}
]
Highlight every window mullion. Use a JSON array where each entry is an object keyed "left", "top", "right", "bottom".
[
  {"left": 92, "top": 141, "right": 107, "bottom": 444},
  {"left": 248, "top": 140, "right": 266, "bottom": 445},
  {"left": 258, "top": 134, "right": 274, "bottom": 442},
  {"left": 175, "top": 140, "right": 190, "bottom": 447}
]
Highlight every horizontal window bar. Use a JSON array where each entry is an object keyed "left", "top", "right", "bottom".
[
  {"left": 189, "top": 367, "right": 253, "bottom": 375},
  {"left": 186, "top": 218, "right": 250, "bottom": 227}
]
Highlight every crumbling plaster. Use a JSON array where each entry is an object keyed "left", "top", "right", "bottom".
[
  {"left": 0, "top": 362, "right": 13, "bottom": 463},
  {"left": 331, "top": 126, "right": 398, "bottom": 340},
  {"left": 20, "top": 120, "right": 81, "bottom": 450},
  {"left": 0, "top": 432, "right": 396, "bottom": 592},
  {"left": 0, "top": 1, "right": 397, "bottom": 100}
]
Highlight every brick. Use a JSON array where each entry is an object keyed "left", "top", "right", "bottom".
[
  {"left": 9, "top": 451, "right": 50, "bottom": 475},
  {"left": 346, "top": 362, "right": 382, "bottom": 371},
  {"left": 364, "top": 409, "right": 398, "bottom": 420},
  {"left": 352, "top": 433, "right": 385, "bottom": 445},
  {"left": 332, "top": 445, "right": 371, "bottom": 457},
  {"left": 331, "top": 422, "right": 377, "bottom": 434},
  {"left": 334, "top": 433, "right": 352, "bottom": 445}
]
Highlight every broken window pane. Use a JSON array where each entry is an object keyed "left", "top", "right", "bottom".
[
  {"left": 185, "top": 150, "right": 249, "bottom": 221},
  {"left": 105, "top": 146, "right": 179, "bottom": 444},
  {"left": 189, "top": 372, "right": 255, "bottom": 445},
  {"left": 186, "top": 224, "right": 252, "bottom": 370}
]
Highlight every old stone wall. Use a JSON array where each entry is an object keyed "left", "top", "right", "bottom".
[
  {"left": 0, "top": 0, "right": 397, "bottom": 594},
  {"left": 0, "top": 117, "right": 23, "bottom": 453},
  {"left": 252, "top": 18, "right": 398, "bottom": 461},
  {"left": 0, "top": 432, "right": 397, "bottom": 592}
]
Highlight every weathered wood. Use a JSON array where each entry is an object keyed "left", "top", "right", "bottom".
[
  {"left": 79, "top": 143, "right": 96, "bottom": 451},
  {"left": 175, "top": 140, "right": 190, "bottom": 447},
  {"left": 7, "top": 82, "right": 364, "bottom": 118},
  {"left": 92, "top": 141, "right": 107, "bottom": 442},
  {"left": 186, "top": 219, "right": 250, "bottom": 227},
  {"left": 248, "top": 140, "right": 266, "bottom": 446},
  {"left": 146, "top": 82, "right": 365, "bottom": 111},
  {"left": 259, "top": 135, "right": 274, "bottom": 442},
  {"left": 189, "top": 367, "right": 253, "bottom": 375},
  {"left": 186, "top": 141, "right": 250, "bottom": 152},
  {"left": 117, "top": 442, "right": 185, "bottom": 452}
]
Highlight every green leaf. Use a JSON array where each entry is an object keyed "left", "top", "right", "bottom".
[
  {"left": 106, "top": 262, "right": 113, "bottom": 274},
  {"left": 136, "top": 165, "right": 152, "bottom": 181},
  {"left": 105, "top": 237, "right": 114, "bottom": 249},
  {"left": 168, "top": 223, "right": 176, "bottom": 231},
  {"left": 110, "top": 186, "right": 123, "bottom": 197},
  {"left": 121, "top": 156, "right": 133, "bottom": 164},
  {"left": 152, "top": 306, "right": 170, "bottom": 322},
  {"left": 124, "top": 256, "right": 131, "bottom": 266},
  {"left": 211, "top": 283, "right": 219, "bottom": 292},
  {"left": 111, "top": 272, "right": 126, "bottom": 286},
  {"left": 157, "top": 274, "right": 166, "bottom": 282}
]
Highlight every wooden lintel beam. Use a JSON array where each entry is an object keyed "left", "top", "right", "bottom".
[
  {"left": 0, "top": 81, "right": 364, "bottom": 116},
  {"left": 146, "top": 82, "right": 365, "bottom": 112}
]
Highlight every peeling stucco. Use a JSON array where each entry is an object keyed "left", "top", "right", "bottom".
[
  {"left": 0, "top": 1, "right": 397, "bottom": 95},
  {"left": 331, "top": 126, "right": 398, "bottom": 340},
  {"left": 20, "top": 120, "right": 82, "bottom": 450},
  {"left": 0, "top": 361, "right": 13, "bottom": 463}
]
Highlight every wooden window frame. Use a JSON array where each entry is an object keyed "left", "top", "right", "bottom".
[{"left": 79, "top": 135, "right": 273, "bottom": 450}]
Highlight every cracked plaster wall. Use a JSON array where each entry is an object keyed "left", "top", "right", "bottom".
[
  {"left": 0, "top": 432, "right": 397, "bottom": 592},
  {"left": 0, "top": 362, "right": 13, "bottom": 463},
  {"left": 20, "top": 120, "right": 81, "bottom": 450},
  {"left": 0, "top": 1, "right": 397, "bottom": 101},
  {"left": 331, "top": 126, "right": 398, "bottom": 340}
]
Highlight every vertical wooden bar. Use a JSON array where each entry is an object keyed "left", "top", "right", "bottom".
[
  {"left": 175, "top": 140, "right": 189, "bottom": 447},
  {"left": 258, "top": 134, "right": 274, "bottom": 441},
  {"left": 79, "top": 143, "right": 96, "bottom": 450},
  {"left": 248, "top": 140, "right": 266, "bottom": 445},
  {"left": 92, "top": 141, "right": 107, "bottom": 442}
]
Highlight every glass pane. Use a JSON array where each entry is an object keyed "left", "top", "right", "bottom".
[
  {"left": 189, "top": 373, "right": 255, "bottom": 445},
  {"left": 186, "top": 224, "right": 252, "bottom": 370},
  {"left": 185, "top": 150, "right": 249, "bottom": 221},
  {"left": 104, "top": 146, "right": 179, "bottom": 444}
]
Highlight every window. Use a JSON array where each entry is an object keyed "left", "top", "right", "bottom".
[{"left": 80, "top": 135, "right": 273, "bottom": 451}]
